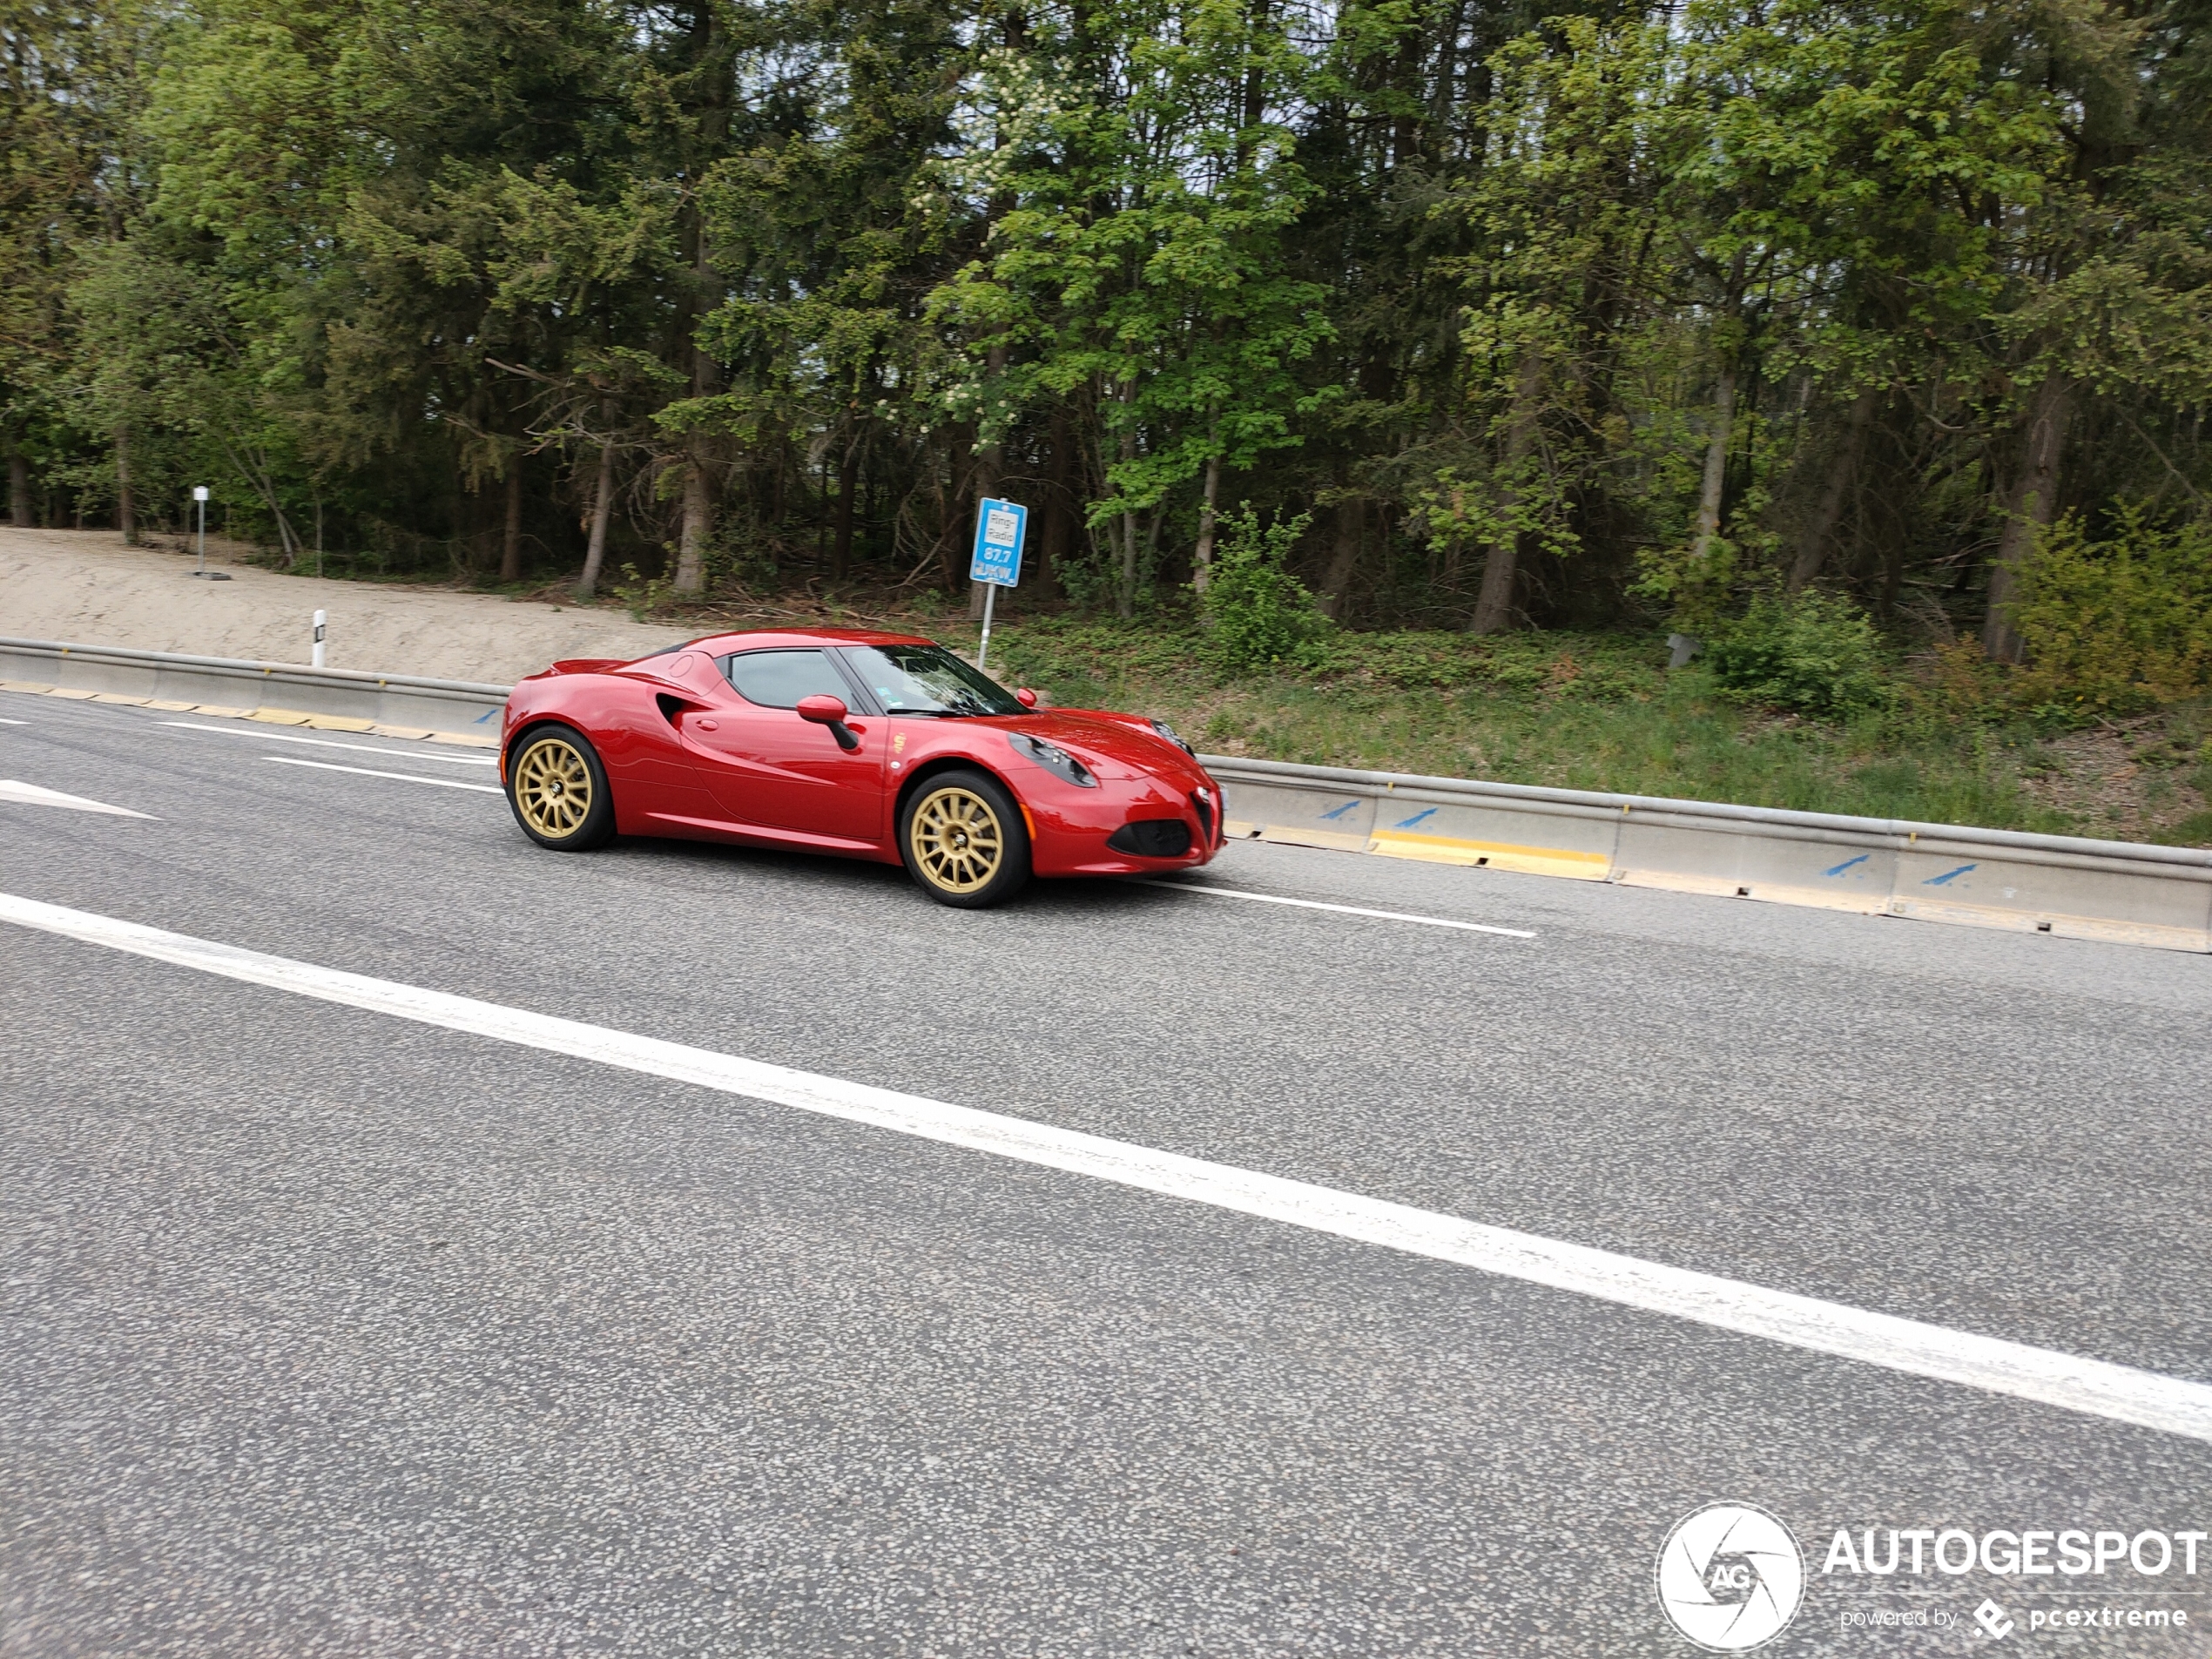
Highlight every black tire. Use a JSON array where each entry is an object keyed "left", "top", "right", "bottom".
[
  {"left": 898, "top": 768, "right": 1031, "bottom": 908},
  {"left": 506, "top": 724, "right": 617, "bottom": 851}
]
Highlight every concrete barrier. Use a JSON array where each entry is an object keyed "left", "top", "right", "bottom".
[
  {"left": 8, "top": 636, "right": 2208, "bottom": 953},
  {"left": 0, "top": 637, "right": 509, "bottom": 737},
  {"left": 1204, "top": 756, "right": 2212, "bottom": 954}
]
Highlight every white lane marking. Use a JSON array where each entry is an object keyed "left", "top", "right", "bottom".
[
  {"left": 0, "top": 718, "right": 28, "bottom": 725},
  {"left": 3, "top": 891, "right": 2205, "bottom": 1445},
  {"left": 264, "top": 757, "right": 503, "bottom": 794},
  {"left": 163, "top": 721, "right": 497, "bottom": 766},
  {"left": 0, "top": 780, "right": 157, "bottom": 819},
  {"left": 1136, "top": 879, "right": 1536, "bottom": 939}
]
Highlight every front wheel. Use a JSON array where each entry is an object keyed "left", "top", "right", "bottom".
[
  {"left": 507, "top": 724, "right": 616, "bottom": 850},
  {"left": 899, "top": 770, "right": 1031, "bottom": 908}
]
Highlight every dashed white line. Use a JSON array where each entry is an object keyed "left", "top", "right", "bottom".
[
  {"left": 0, "top": 780, "right": 156, "bottom": 818},
  {"left": 1136, "top": 879, "right": 1535, "bottom": 939},
  {"left": 164, "top": 721, "right": 497, "bottom": 765},
  {"left": 6, "top": 887, "right": 2205, "bottom": 1445},
  {"left": 265, "top": 756, "right": 503, "bottom": 793}
]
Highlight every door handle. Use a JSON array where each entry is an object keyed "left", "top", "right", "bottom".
[{"left": 694, "top": 718, "right": 718, "bottom": 732}]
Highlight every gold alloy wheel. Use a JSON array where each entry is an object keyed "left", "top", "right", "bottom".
[
  {"left": 513, "top": 734, "right": 596, "bottom": 840},
  {"left": 908, "top": 785, "right": 1004, "bottom": 894}
]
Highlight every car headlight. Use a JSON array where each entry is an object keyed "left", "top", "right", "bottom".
[
  {"left": 1149, "top": 718, "right": 1195, "bottom": 755},
  {"left": 1008, "top": 732, "right": 1097, "bottom": 787}
]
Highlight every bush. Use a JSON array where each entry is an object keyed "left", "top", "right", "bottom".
[
  {"left": 1198, "top": 505, "right": 1333, "bottom": 675},
  {"left": 1704, "top": 590, "right": 1893, "bottom": 718},
  {"left": 2011, "top": 508, "right": 2212, "bottom": 713}
]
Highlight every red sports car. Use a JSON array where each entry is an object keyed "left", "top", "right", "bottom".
[{"left": 498, "top": 628, "right": 1224, "bottom": 906}]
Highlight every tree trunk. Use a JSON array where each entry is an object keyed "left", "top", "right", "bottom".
[
  {"left": 1983, "top": 372, "right": 2071, "bottom": 664},
  {"left": 577, "top": 422, "right": 617, "bottom": 602},
  {"left": 832, "top": 432, "right": 860, "bottom": 583},
  {"left": 1038, "top": 404, "right": 1072, "bottom": 600},
  {"left": 1471, "top": 347, "right": 1544, "bottom": 634},
  {"left": 1191, "top": 449, "right": 1222, "bottom": 597},
  {"left": 1688, "top": 363, "right": 1737, "bottom": 572},
  {"left": 1318, "top": 499, "right": 1361, "bottom": 619},
  {"left": 673, "top": 460, "right": 711, "bottom": 597},
  {"left": 1116, "top": 381, "right": 1137, "bottom": 619},
  {"left": 500, "top": 461, "right": 524, "bottom": 583},
  {"left": 1788, "top": 386, "right": 1878, "bottom": 591},
  {"left": 667, "top": 4, "right": 725, "bottom": 604},
  {"left": 8, "top": 441, "right": 30, "bottom": 527},
  {"left": 115, "top": 427, "right": 137, "bottom": 545},
  {"left": 967, "top": 341, "right": 1009, "bottom": 620}
]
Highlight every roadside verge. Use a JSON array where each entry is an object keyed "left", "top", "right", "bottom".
[{"left": 9, "top": 635, "right": 2206, "bottom": 952}]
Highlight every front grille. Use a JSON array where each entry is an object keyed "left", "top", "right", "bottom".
[{"left": 1107, "top": 819, "right": 1193, "bottom": 858}]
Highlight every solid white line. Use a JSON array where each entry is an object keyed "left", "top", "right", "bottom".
[
  {"left": 264, "top": 756, "right": 503, "bottom": 794},
  {"left": 0, "top": 718, "right": 28, "bottom": 725},
  {"left": 1136, "top": 879, "right": 1536, "bottom": 939},
  {"left": 0, "top": 780, "right": 157, "bottom": 819},
  {"left": 3, "top": 891, "right": 2205, "bottom": 1445},
  {"left": 163, "top": 721, "right": 497, "bottom": 765}
]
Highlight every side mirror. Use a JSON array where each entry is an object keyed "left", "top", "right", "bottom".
[
  {"left": 1015, "top": 687, "right": 1038, "bottom": 709},
  {"left": 796, "top": 693, "right": 860, "bottom": 752}
]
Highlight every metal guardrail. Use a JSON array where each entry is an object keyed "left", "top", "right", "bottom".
[{"left": 5, "top": 636, "right": 2206, "bottom": 952}]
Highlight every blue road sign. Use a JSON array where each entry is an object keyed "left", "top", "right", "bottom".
[{"left": 969, "top": 497, "right": 1027, "bottom": 587}]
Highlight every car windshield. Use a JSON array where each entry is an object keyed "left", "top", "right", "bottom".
[{"left": 843, "top": 644, "right": 1023, "bottom": 717}]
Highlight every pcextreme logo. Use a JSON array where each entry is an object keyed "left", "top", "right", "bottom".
[{"left": 1656, "top": 1502, "right": 1807, "bottom": 1652}]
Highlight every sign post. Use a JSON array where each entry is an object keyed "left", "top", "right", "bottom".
[
  {"left": 968, "top": 496, "right": 1026, "bottom": 671},
  {"left": 192, "top": 486, "right": 209, "bottom": 577}
]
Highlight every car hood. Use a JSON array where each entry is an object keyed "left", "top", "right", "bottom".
[{"left": 995, "top": 710, "right": 1206, "bottom": 785}]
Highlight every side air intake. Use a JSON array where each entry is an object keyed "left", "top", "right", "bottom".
[{"left": 1107, "top": 819, "right": 1192, "bottom": 858}]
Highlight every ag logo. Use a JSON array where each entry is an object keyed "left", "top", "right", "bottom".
[{"left": 1656, "top": 1502, "right": 1805, "bottom": 1651}]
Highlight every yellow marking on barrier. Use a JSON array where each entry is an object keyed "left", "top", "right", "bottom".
[
  {"left": 89, "top": 693, "right": 152, "bottom": 705},
  {"left": 147, "top": 699, "right": 199, "bottom": 711},
  {"left": 246, "top": 708, "right": 314, "bottom": 726},
  {"left": 0, "top": 681, "right": 54, "bottom": 694},
  {"left": 369, "top": 724, "right": 435, "bottom": 740},
  {"left": 190, "top": 705, "right": 253, "bottom": 718},
  {"left": 1369, "top": 828, "right": 1610, "bottom": 880},
  {"left": 303, "top": 715, "right": 378, "bottom": 732},
  {"left": 45, "top": 687, "right": 100, "bottom": 700}
]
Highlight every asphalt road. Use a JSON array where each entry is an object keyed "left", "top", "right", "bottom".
[{"left": 4, "top": 691, "right": 2210, "bottom": 1658}]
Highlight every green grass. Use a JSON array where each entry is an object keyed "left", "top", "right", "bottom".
[{"left": 960, "top": 618, "right": 2089, "bottom": 835}]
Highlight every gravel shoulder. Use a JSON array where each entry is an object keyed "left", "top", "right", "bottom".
[{"left": 0, "top": 528, "right": 689, "bottom": 683}]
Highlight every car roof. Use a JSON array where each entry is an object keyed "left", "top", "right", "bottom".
[{"left": 656, "top": 626, "right": 936, "bottom": 657}]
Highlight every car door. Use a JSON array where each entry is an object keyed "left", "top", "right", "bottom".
[{"left": 685, "top": 648, "right": 887, "bottom": 845}]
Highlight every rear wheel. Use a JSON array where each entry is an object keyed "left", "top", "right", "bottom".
[
  {"left": 900, "top": 769, "right": 1030, "bottom": 908},
  {"left": 507, "top": 725, "right": 616, "bottom": 850}
]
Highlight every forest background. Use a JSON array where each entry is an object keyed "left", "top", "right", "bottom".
[{"left": 4, "top": 0, "right": 2210, "bottom": 838}]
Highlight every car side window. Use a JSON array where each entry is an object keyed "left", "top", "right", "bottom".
[{"left": 723, "top": 649, "right": 852, "bottom": 710}]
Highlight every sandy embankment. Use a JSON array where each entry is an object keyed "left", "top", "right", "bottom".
[{"left": 0, "top": 529, "right": 691, "bottom": 683}]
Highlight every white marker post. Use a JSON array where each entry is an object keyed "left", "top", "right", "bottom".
[
  {"left": 968, "top": 497, "right": 1027, "bottom": 671},
  {"left": 192, "top": 486, "right": 209, "bottom": 577},
  {"left": 312, "top": 610, "right": 327, "bottom": 669}
]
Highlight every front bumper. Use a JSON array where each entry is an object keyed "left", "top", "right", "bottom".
[{"left": 1027, "top": 777, "right": 1226, "bottom": 878}]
